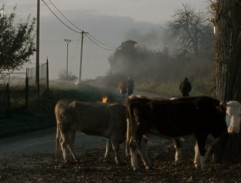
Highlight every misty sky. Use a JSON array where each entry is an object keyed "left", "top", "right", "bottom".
[{"left": 1, "top": 0, "right": 210, "bottom": 80}]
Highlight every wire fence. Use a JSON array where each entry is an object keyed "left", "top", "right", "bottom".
[{"left": 0, "top": 60, "right": 49, "bottom": 117}]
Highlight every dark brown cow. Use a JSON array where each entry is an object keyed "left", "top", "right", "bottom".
[
  {"left": 126, "top": 96, "right": 227, "bottom": 171},
  {"left": 55, "top": 99, "right": 127, "bottom": 164}
]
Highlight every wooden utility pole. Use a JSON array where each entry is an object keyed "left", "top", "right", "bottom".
[
  {"left": 46, "top": 58, "right": 49, "bottom": 91},
  {"left": 36, "top": 0, "right": 40, "bottom": 97},
  {"left": 79, "top": 31, "right": 88, "bottom": 83},
  {"left": 64, "top": 39, "right": 71, "bottom": 79}
]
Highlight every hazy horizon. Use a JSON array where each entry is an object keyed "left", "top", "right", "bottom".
[{"left": 1, "top": 0, "right": 210, "bottom": 80}]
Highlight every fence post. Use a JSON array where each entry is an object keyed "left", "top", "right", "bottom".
[{"left": 46, "top": 58, "right": 49, "bottom": 91}]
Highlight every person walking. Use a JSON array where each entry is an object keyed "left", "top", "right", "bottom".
[
  {"left": 119, "top": 80, "right": 127, "bottom": 97},
  {"left": 127, "top": 76, "right": 135, "bottom": 96},
  {"left": 179, "top": 77, "right": 192, "bottom": 97}
]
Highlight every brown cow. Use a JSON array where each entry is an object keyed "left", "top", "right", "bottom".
[
  {"left": 126, "top": 96, "right": 228, "bottom": 171},
  {"left": 55, "top": 99, "right": 126, "bottom": 164}
]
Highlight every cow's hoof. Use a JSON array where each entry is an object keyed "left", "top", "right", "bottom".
[
  {"left": 194, "top": 163, "right": 200, "bottom": 169},
  {"left": 145, "top": 165, "right": 151, "bottom": 170},
  {"left": 115, "top": 159, "right": 119, "bottom": 165},
  {"left": 174, "top": 159, "right": 183, "bottom": 165},
  {"left": 132, "top": 167, "right": 138, "bottom": 171}
]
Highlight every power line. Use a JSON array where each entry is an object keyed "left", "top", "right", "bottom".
[
  {"left": 42, "top": 0, "right": 81, "bottom": 34},
  {"left": 48, "top": 0, "right": 83, "bottom": 32},
  {"left": 88, "top": 33, "right": 117, "bottom": 49},
  {"left": 42, "top": 0, "right": 118, "bottom": 50},
  {"left": 42, "top": 0, "right": 117, "bottom": 50},
  {"left": 86, "top": 34, "right": 117, "bottom": 51}
]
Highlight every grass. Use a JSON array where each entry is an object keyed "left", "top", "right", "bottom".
[
  {"left": 0, "top": 79, "right": 212, "bottom": 138},
  {"left": 136, "top": 80, "right": 212, "bottom": 97},
  {"left": 0, "top": 80, "right": 107, "bottom": 138}
]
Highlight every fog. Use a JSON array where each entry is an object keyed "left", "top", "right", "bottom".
[{"left": 1, "top": 0, "right": 209, "bottom": 80}]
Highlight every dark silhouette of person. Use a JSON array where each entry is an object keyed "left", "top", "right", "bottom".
[
  {"left": 179, "top": 77, "right": 192, "bottom": 97},
  {"left": 127, "top": 76, "right": 134, "bottom": 96}
]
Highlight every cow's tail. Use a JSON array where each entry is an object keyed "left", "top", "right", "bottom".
[
  {"left": 126, "top": 102, "right": 134, "bottom": 156},
  {"left": 125, "top": 107, "right": 130, "bottom": 157},
  {"left": 55, "top": 122, "right": 60, "bottom": 161},
  {"left": 55, "top": 100, "right": 68, "bottom": 161},
  {"left": 55, "top": 103, "right": 61, "bottom": 161}
]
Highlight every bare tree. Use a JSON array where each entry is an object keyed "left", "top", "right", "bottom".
[
  {"left": 212, "top": 0, "right": 241, "bottom": 101},
  {"left": 168, "top": 4, "right": 214, "bottom": 57}
]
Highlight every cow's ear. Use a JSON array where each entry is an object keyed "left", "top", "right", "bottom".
[
  {"left": 220, "top": 101, "right": 226, "bottom": 108},
  {"left": 217, "top": 102, "right": 226, "bottom": 113}
]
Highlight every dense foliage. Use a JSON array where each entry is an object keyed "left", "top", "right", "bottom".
[{"left": 0, "top": 5, "right": 36, "bottom": 74}]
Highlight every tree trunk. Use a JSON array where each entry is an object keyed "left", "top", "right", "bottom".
[{"left": 213, "top": 0, "right": 241, "bottom": 101}]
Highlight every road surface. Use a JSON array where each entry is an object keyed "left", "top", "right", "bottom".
[{"left": 0, "top": 85, "right": 175, "bottom": 161}]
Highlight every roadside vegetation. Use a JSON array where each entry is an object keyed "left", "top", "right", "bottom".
[{"left": 0, "top": 80, "right": 112, "bottom": 138}]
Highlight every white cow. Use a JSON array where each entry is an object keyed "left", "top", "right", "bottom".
[{"left": 226, "top": 101, "right": 241, "bottom": 134}]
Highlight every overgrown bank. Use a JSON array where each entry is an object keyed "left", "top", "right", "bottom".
[{"left": 0, "top": 81, "right": 117, "bottom": 138}]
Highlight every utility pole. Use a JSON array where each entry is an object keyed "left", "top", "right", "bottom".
[
  {"left": 79, "top": 31, "right": 88, "bottom": 83},
  {"left": 64, "top": 39, "right": 71, "bottom": 79},
  {"left": 36, "top": 0, "right": 40, "bottom": 97}
]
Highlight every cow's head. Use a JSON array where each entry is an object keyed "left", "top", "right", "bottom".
[{"left": 225, "top": 101, "right": 241, "bottom": 134}]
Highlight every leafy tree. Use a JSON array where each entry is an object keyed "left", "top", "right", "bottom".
[
  {"left": 0, "top": 5, "right": 36, "bottom": 74},
  {"left": 168, "top": 4, "right": 214, "bottom": 57},
  {"left": 108, "top": 40, "right": 139, "bottom": 76}
]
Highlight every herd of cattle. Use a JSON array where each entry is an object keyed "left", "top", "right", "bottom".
[{"left": 54, "top": 95, "right": 241, "bottom": 171}]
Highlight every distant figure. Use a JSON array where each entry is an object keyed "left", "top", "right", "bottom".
[
  {"left": 127, "top": 76, "right": 135, "bottom": 96},
  {"left": 119, "top": 80, "right": 127, "bottom": 97},
  {"left": 179, "top": 77, "right": 192, "bottom": 97}
]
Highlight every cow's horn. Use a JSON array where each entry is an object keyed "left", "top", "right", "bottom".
[{"left": 220, "top": 101, "right": 226, "bottom": 107}]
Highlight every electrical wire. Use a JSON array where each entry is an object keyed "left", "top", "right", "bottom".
[
  {"left": 42, "top": 0, "right": 118, "bottom": 50},
  {"left": 86, "top": 34, "right": 116, "bottom": 51},
  {"left": 48, "top": 0, "right": 83, "bottom": 32},
  {"left": 88, "top": 33, "right": 118, "bottom": 50},
  {"left": 42, "top": 0, "right": 81, "bottom": 34}
]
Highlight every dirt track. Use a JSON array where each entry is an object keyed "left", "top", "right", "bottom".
[
  {"left": 1, "top": 85, "right": 241, "bottom": 182},
  {"left": 1, "top": 135, "right": 241, "bottom": 183}
]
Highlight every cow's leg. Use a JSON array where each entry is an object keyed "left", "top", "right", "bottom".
[
  {"left": 125, "top": 141, "right": 130, "bottom": 157},
  {"left": 67, "top": 130, "right": 77, "bottom": 161},
  {"left": 195, "top": 135, "right": 208, "bottom": 169},
  {"left": 173, "top": 138, "right": 183, "bottom": 164},
  {"left": 138, "top": 136, "right": 151, "bottom": 170},
  {"left": 129, "top": 137, "right": 138, "bottom": 171},
  {"left": 110, "top": 138, "right": 120, "bottom": 165},
  {"left": 193, "top": 141, "right": 200, "bottom": 168},
  {"left": 60, "top": 133, "right": 69, "bottom": 163},
  {"left": 104, "top": 138, "right": 111, "bottom": 161}
]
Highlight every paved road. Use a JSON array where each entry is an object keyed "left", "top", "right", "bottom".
[{"left": 0, "top": 83, "right": 176, "bottom": 160}]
